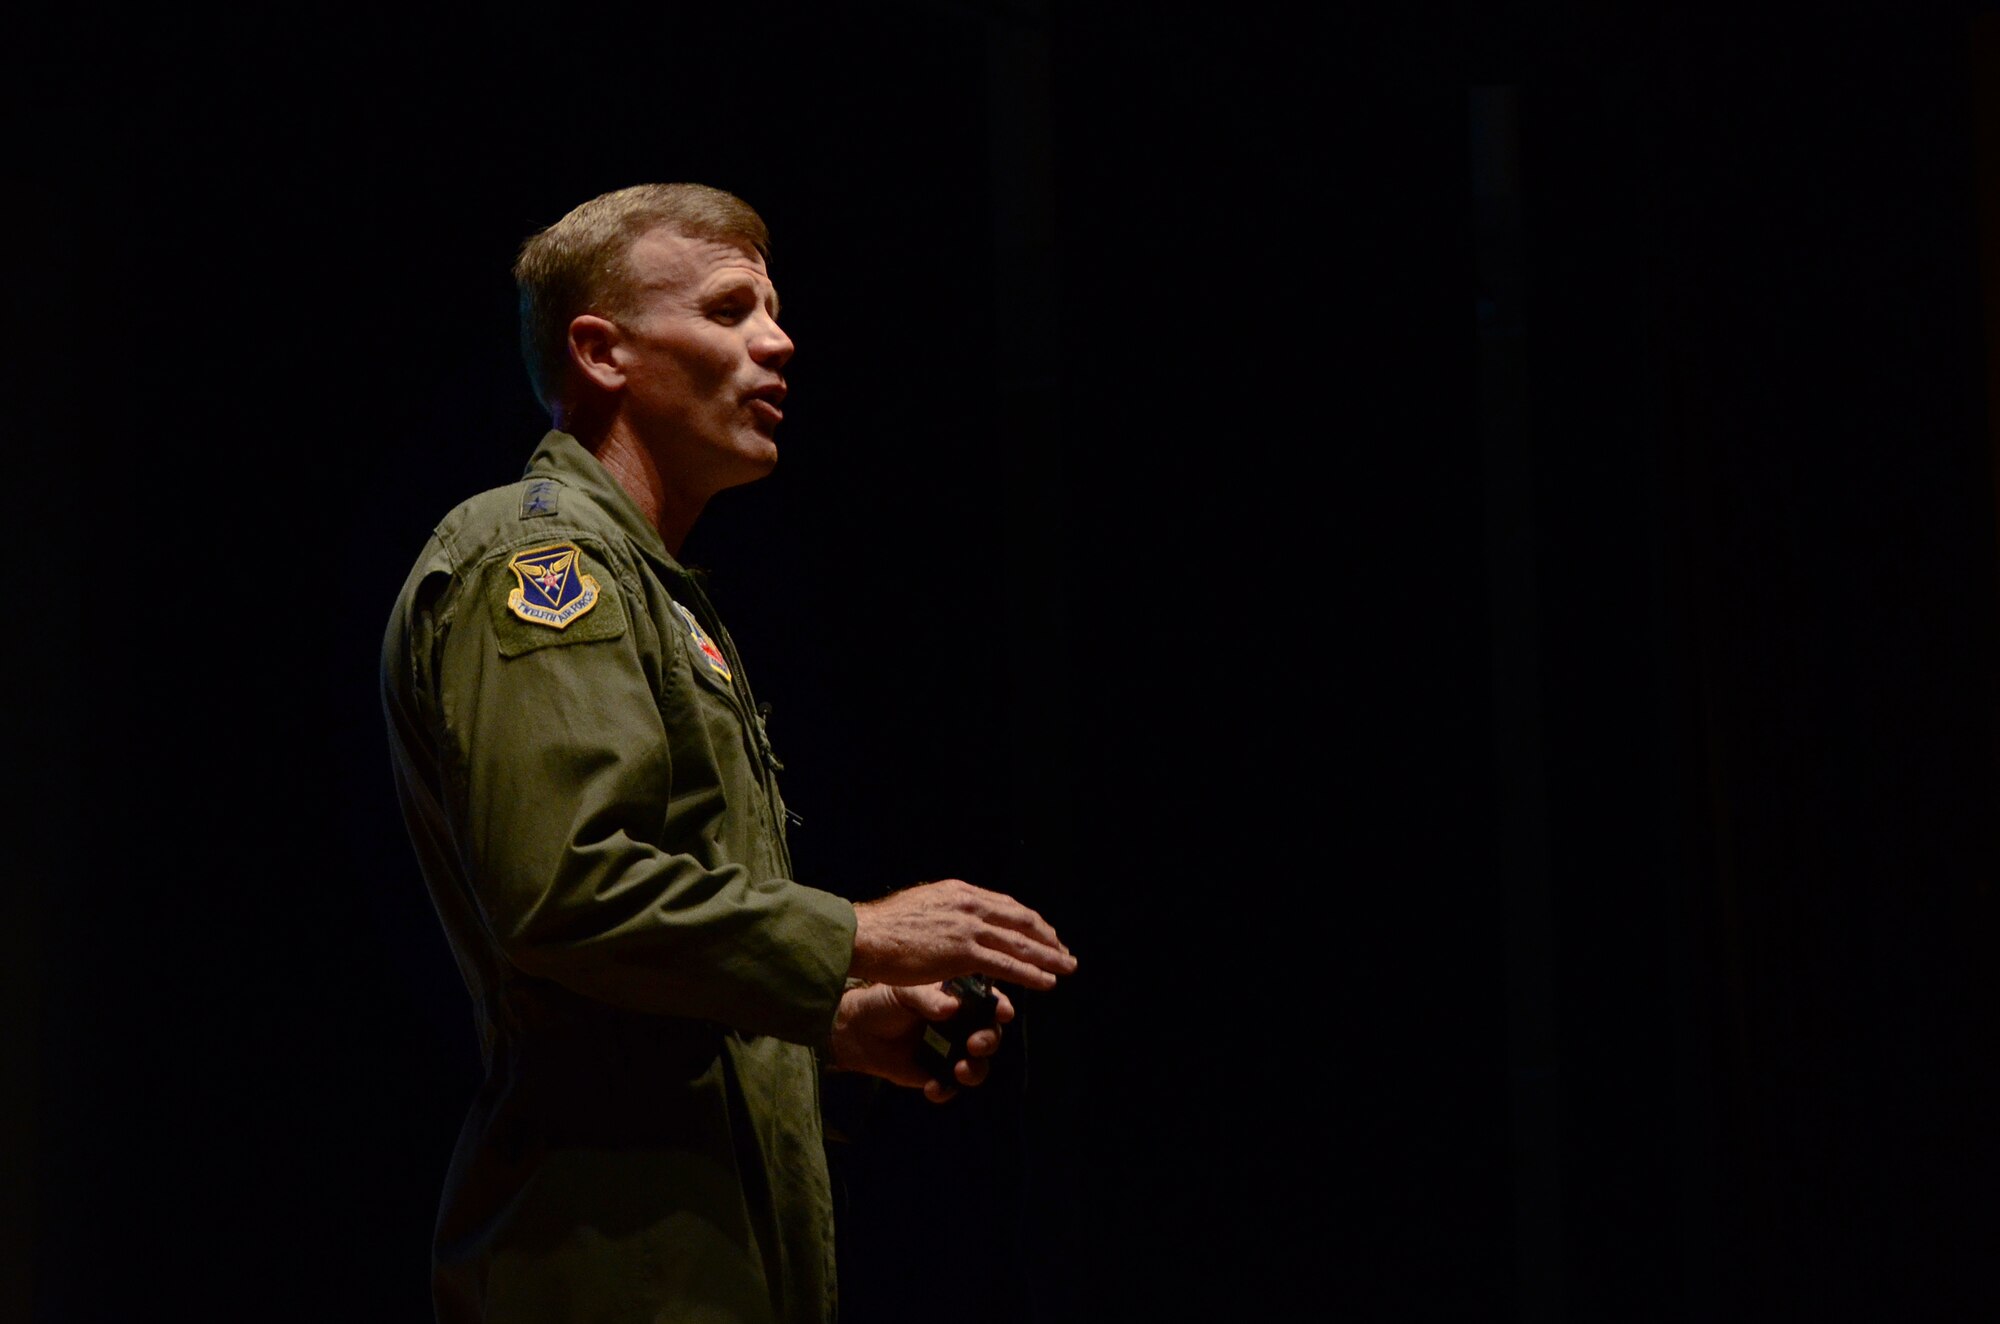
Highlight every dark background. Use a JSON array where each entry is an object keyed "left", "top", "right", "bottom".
[{"left": 10, "top": 3, "right": 2000, "bottom": 1320}]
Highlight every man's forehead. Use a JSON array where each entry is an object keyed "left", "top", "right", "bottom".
[{"left": 627, "top": 226, "right": 772, "bottom": 292}]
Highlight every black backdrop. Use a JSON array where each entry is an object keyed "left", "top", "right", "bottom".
[{"left": 10, "top": 4, "right": 2000, "bottom": 1321}]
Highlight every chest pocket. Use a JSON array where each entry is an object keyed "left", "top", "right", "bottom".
[{"left": 666, "top": 598, "right": 787, "bottom": 786}]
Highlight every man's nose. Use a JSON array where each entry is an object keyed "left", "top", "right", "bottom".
[{"left": 751, "top": 318, "right": 794, "bottom": 371}]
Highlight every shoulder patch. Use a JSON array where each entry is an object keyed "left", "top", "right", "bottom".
[
  {"left": 491, "top": 541, "right": 627, "bottom": 656},
  {"left": 506, "top": 542, "right": 601, "bottom": 628},
  {"left": 519, "top": 479, "right": 560, "bottom": 520},
  {"left": 672, "top": 602, "right": 733, "bottom": 682}
]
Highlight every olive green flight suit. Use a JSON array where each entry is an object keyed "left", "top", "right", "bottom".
[{"left": 381, "top": 430, "right": 858, "bottom": 1324}]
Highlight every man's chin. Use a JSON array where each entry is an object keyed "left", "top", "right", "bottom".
[{"left": 716, "top": 445, "right": 779, "bottom": 491}]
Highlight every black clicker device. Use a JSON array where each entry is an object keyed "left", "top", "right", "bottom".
[{"left": 914, "top": 975, "right": 1000, "bottom": 1088}]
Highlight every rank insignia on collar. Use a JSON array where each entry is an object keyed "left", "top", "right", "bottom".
[
  {"left": 506, "top": 542, "right": 602, "bottom": 629},
  {"left": 672, "top": 602, "right": 733, "bottom": 681},
  {"left": 519, "top": 479, "right": 559, "bottom": 519}
]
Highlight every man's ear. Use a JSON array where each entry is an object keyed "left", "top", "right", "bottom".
[{"left": 568, "top": 314, "right": 626, "bottom": 393}]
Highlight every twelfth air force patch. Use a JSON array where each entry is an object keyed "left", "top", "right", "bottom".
[
  {"left": 492, "top": 540, "right": 625, "bottom": 656},
  {"left": 507, "top": 542, "right": 602, "bottom": 628}
]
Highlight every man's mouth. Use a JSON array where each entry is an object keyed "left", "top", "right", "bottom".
[{"left": 746, "top": 384, "right": 786, "bottom": 426}]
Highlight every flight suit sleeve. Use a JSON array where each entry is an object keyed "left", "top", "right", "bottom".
[{"left": 427, "top": 536, "right": 856, "bottom": 1046}]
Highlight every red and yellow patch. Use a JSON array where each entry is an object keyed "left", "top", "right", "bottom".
[{"left": 672, "top": 602, "right": 732, "bottom": 681}]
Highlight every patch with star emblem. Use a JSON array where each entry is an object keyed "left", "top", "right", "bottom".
[
  {"left": 506, "top": 542, "right": 602, "bottom": 628},
  {"left": 490, "top": 541, "right": 626, "bottom": 656},
  {"left": 672, "top": 601, "right": 733, "bottom": 682}
]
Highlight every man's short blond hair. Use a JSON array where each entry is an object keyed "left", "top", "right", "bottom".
[{"left": 513, "top": 183, "right": 772, "bottom": 415}]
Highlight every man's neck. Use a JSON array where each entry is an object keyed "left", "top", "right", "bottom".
[{"left": 568, "top": 418, "right": 705, "bottom": 557}]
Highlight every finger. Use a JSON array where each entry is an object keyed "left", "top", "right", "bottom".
[
  {"left": 975, "top": 925, "right": 1078, "bottom": 978},
  {"left": 892, "top": 983, "right": 960, "bottom": 1021},
  {"left": 964, "top": 1026, "right": 1003, "bottom": 1058},
  {"left": 923, "top": 1078, "right": 957, "bottom": 1104},
  {"left": 992, "top": 989, "right": 1016, "bottom": 1024},
  {"left": 983, "top": 903, "right": 1073, "bottom": 966},
  {"left": 944, "top": 881, "right": 1068, "bottom": 955},
  {"left": 970, "top": 945, "right": 1062, "bottom": 990},
  {"left": 955, "top": 1056, "right": 990, "bottom": 1088}
]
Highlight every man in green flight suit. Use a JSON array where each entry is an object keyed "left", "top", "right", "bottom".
[{"left": 381, "top": 183, "right": 1077, "bottom": 1324}]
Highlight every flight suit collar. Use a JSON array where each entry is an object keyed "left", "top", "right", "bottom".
[{"left": 522, "top": 429, "right": 679, "bottom": 568}]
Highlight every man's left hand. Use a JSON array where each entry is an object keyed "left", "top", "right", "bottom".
[{"left": 829, "top": 981, "right": 1015, "bottom": 1102}]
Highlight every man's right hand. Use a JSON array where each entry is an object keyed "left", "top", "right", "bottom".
[{"left": 848, "top": 879, "right": 1076, "bottom": 989}]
